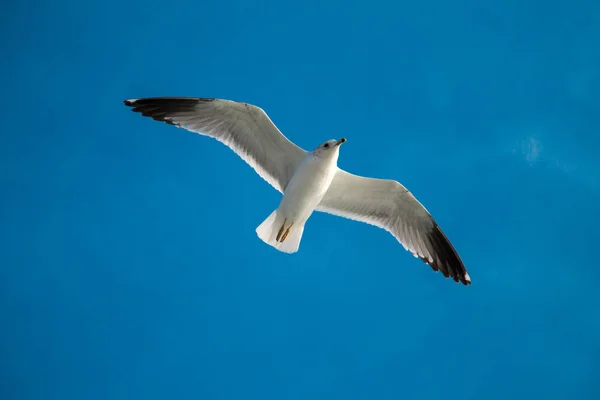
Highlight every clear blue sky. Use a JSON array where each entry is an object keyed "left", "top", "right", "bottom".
[{"left": 1, "top": 0, "right": 599, "bottom": 399}]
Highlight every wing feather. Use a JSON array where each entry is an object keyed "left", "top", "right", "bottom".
[
  {"left": 124, "top": 97, "right": 307, "bottom": 193},
  {"left": 317, "top": 169, "right": 471, "bottom": 285}
]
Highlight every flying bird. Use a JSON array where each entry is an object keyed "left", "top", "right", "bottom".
[{"left": 124, "top": 97, "right": 471, "bottom": 285}]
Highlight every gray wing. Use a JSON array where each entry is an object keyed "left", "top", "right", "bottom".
[
  {"left": 317, "top": 168, "right": 471, "bottom": 285},
  {"left": 124, "top": 97, "right": 307, "bottom": 193}
]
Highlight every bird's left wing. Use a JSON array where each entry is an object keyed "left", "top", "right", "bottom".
[
  {"left": 124, "top": 97, "right": 307, "bottom": 193},
  {"left": 317, "top": 168, "right": 471, "bottom": 285}
]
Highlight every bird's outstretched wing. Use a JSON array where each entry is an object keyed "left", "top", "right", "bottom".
[
  {"left": 317, "top": 168, "right": 471, "bottom": 285},
  {"left": 124, "top": 97, "right": 307, "bottom": 193}
]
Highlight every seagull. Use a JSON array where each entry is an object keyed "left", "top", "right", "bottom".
[{"left": 124, "top": 97, "right": 471, "bottom": 285}]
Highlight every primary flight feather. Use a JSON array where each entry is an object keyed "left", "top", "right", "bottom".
[{"left": 124, "top": 97, "right": 471, "bottom": 285}]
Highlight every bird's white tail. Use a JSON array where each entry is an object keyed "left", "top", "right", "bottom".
[{"left": 256, "top": 209, "right": 305, "bottom": 254}]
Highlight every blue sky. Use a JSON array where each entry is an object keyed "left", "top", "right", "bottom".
[{"left": 1, "top": 0, "right": 599, "bottom": 399}]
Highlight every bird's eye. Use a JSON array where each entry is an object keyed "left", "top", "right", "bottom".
[{"left": 323, "top": 143, "right": 329, "bottom": 148}]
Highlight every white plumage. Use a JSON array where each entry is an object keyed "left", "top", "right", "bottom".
[{"left": 124, "top": 97, "right": 471, "bottom": 285}]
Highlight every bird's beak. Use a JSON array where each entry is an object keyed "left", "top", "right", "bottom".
[{"left": 336, "top": 138, "right": 347, "bottom": 146}]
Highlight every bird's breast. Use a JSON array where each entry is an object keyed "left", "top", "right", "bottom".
[{"left": 278, "top": 155, "right": 337, "bottom": 222}]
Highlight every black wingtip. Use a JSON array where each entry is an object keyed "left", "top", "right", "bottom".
[
  {"left": 423, "top": 224, "right": 472, "bottom": 286},
  {"left": 123, "top": 97, "right": 217, "bottom": 106},
  {"left": 123, "top": 97, "right": 208, "bottom": 126}
]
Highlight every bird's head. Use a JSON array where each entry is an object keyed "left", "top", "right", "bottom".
[{"left": 312, "top": 138, "right": 346, "bottom": 158}]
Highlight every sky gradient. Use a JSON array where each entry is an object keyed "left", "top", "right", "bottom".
[{"left": 1, "top": 0, "right": 599, "bottom": 399}]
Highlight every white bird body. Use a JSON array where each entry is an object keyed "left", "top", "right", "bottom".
[
  {"left": 124, "top": 97, "right": 472, "bottom": 285},
  {"left": 256, "top": 139, "right": 343, "bottom": 253},
  {"left": 280, "top": 147, "right": 339, "bottom": 223}
]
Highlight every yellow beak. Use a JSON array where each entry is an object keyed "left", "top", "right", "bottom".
[{"left": 336, "top": 138, "right": 347, "bottom": 146}]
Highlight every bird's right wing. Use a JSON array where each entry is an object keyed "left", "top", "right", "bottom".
[
  {"left": 124, "top": 97, "right": 307, "bottom": 193},
  {"left": 317, "top": 168, "right": 470, "bottom": 285}
]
